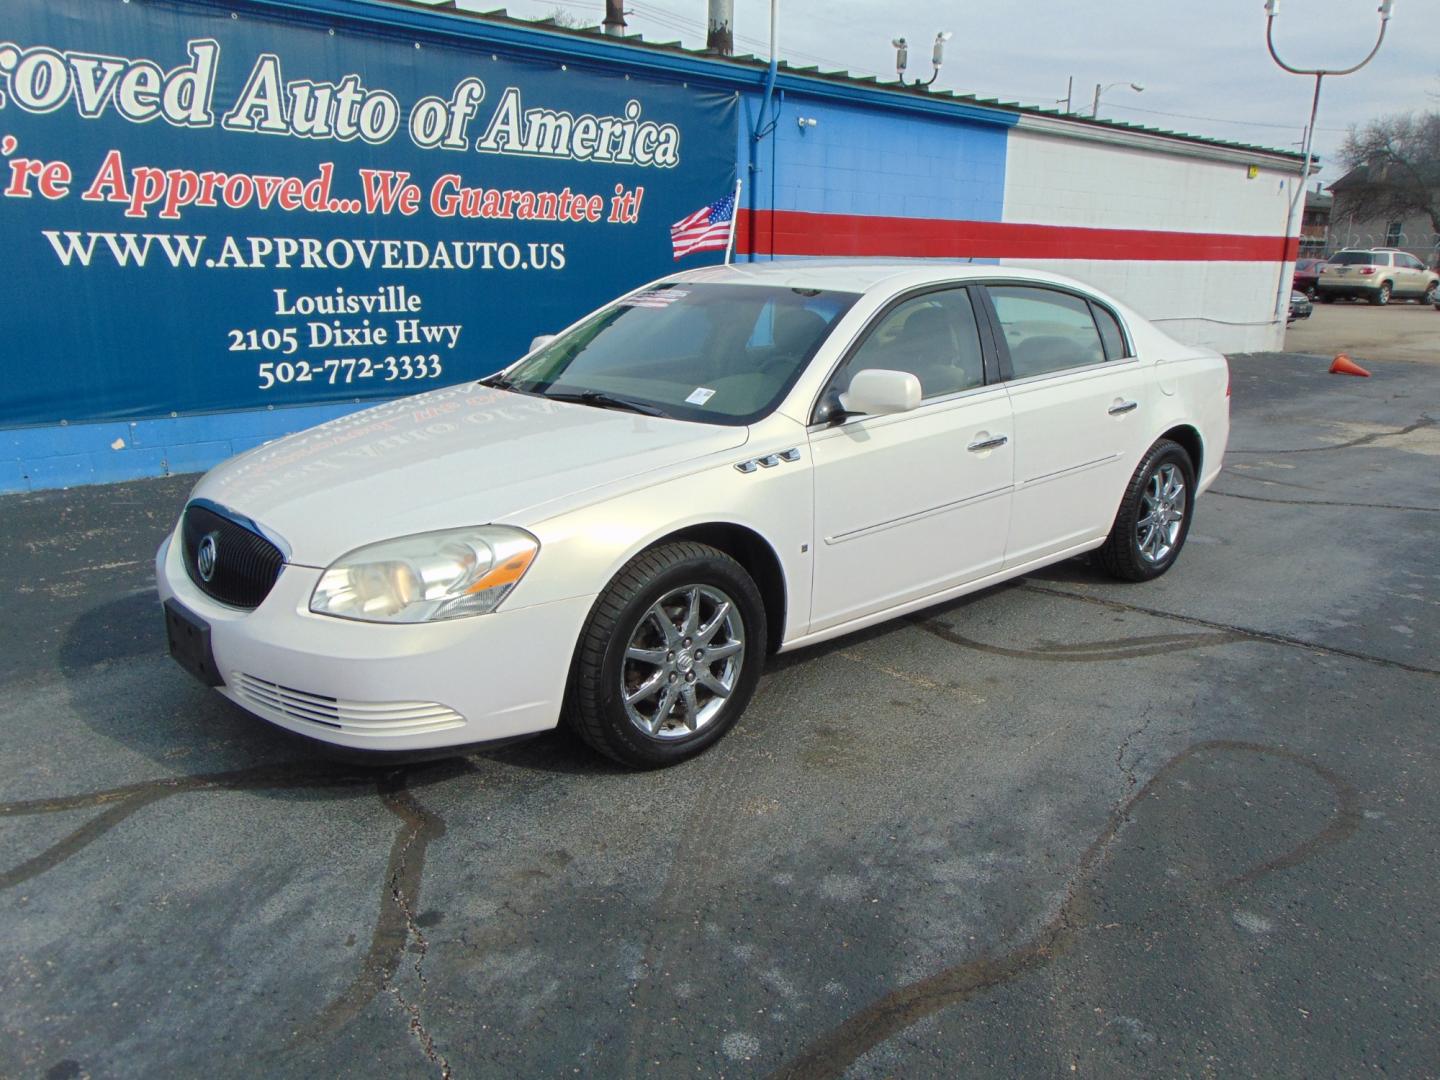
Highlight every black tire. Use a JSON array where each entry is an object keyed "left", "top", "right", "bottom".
[
  {"left": 1423, "top": 283, "right": 1437, "bottom": 306},
  {"left": 1318, "top": 292, "right": 1335, "bottom": 303},
  {"left": 1304, "top": 285, "right": 1318, "bottom": 300},
  {"left": 1369, "top": 282, "right": 1392, "bottom": 306},
  {"left": 566, "top": 542, "right": 766, "bottom": 768},
  {"left": 1095, "top": 439, "right": 1196, "bottom": 583}
]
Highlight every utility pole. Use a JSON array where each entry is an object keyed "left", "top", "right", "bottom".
[
  {"left": 707, "top": 0, "right": 735, "bottom": 55},
  {"left": 602, "top": 0, "right": 626, "bottom": 36},
  {"left": 1263, "top": 0, "right": 1393, "bottom": 322}
]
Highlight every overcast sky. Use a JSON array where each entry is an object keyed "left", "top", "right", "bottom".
[{"left": 447, "top": 0, "right": 1436, "bottom": 185}]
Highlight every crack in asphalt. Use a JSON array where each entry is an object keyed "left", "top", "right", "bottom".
[
  {"left": 0, "top": 760, "right": 456, "bottom": 1074},
  {"left": 1208, "top": 488, "right": 1440, "bottom": 513},
  {"left": 769, "top": 740, "right": 1363, "bottom": 1080},
  {"left": 0, "top": 763, "right": 379, "bottom": 891},
  {"left": 1114, "top": 705, "right": 1155, "bottom": 800},
  {"left": 913, "top": 618, "right": 1240, "bottom": 663},
  {"left": 1018, "top": 582, "right": 1440, "bottom": 678},
  {"left": 378, "top": 777, "right": 452, "bottom": 1079},
  {"left": 1225, "top": 415, "right": 1435, "bottom": 455}
]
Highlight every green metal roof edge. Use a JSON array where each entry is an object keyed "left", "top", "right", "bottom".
[{"left": 362, "top": 0, "right": 1309, "bottom": 162}]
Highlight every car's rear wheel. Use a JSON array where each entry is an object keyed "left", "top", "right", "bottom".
[
  {"left": 1096, "top": 439, "right": 1196, "bottom": 582},
  {"left": 566, "top": 542, "right": 766, "bottom": 768},
  {"left": 1369, "top": 282, "right": 1392, "bottom": 306}
]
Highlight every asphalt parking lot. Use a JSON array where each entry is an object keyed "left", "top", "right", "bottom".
[
  {"left": 1285, "top": 295, "right": 1440, "bottom": 364},
  {"left": 3, "top": 333, "right": 1438, "bottom": 1077}
]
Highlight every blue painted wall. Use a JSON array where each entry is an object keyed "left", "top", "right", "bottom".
[
  {"left": 0, "top": 403, "right": 368, "bottom": 494},
  {"left": 741, "top": 91, "right": 1008, "bottom": 224}
]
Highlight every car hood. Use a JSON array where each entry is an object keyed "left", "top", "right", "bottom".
[{"left": 192, "top": 382, "right": 749, "bottom": 566}]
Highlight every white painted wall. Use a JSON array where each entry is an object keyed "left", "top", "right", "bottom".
[{"left": 1001, "top": 125, "right": 1301, "bottom": 353}]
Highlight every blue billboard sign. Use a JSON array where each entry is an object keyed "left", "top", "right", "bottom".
[{"left": 0, "top": 0, "right": 738, "bottom": 425}]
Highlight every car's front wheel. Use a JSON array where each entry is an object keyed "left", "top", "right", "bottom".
[
  {"left": 1423, "top": 282, "right": 1437, "bottom": 306},
  {"left": 1096, "top": 439, "right": 1196, "bottom": 582},
  {"left": 567, "top": 542, "right": 766, "bottom": 767}
]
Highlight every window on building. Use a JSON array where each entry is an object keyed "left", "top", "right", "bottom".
[{"left": 1385, "top": 221, "right": 1403, "bottom": 246}]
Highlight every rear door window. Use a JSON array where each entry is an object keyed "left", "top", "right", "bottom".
[
  {"left": 1090, "top": 303, "right": 1130, "bottom": 361},
  {"left": 987, "top": 286, "right": 1108, "bottom": 379}
]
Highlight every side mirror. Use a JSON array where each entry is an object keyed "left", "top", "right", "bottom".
[
  {"left": 840, "top": 368, "right": 922, "bottom": 417},
  {"left": 529, "top": 333, "right": 557, "bottom": 353}
]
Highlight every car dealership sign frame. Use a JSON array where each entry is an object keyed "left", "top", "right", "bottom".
[{"left": 0, "top": 0, "right": 737, "bottom": 426}]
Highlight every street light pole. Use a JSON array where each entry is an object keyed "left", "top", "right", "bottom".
[
  {"left": 1090, "top": 81, "right": 1144, "bottom": 119},
  {"left": 1264, "top": 0, "right": 1394, "bottom": 323}
]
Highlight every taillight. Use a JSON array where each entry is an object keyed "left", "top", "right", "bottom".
[{"left": 1360, "top": 266, "right": 1376, "bottom": 275}]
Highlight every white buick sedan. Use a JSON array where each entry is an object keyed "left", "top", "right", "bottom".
[{"left": 158, "top": 263, "right": 1229, "bottom": 767}]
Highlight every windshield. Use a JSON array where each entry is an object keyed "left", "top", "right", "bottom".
[
  {"left": 1329, "top": 252, "right": 1379, "bottom": 265},
  {"left": 500, "top": 282, "right": 859, "bottom": 424}
]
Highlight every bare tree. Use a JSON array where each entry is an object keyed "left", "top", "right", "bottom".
[
  {"left": 1338, "top": 112, "right": 1440, "bottom": 236},
  {"left": 541, "top": 8, "right": 584, "bottom": 29}
]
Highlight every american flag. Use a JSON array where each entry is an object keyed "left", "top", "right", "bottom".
[{"left": 670, "top": 193, "right": 737, "bottom": 259}]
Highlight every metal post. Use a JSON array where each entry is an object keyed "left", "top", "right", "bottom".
[
  {"left": 723, "top": 178, "right": 743, "bottom": 266},
  {"left": 1065, "top": 75, "right": 1073, "bottom": 114},
  {"left": 1264, "top": 1, "right": 1392, "bottom": 323},
  {"left": 707, "top": 0, "right": 734, "bottom": 55},
  {"left": 1091, "top": 83, "right": 1101, "bottom": 118},
  {"left": 747, "top": 0, "right": 779, "bottom": 262}
]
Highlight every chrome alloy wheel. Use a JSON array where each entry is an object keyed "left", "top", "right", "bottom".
[
  {"left": 1137, "top": 462, "right": 1186, "bottom": 565},
  {"left": 620, "top": 585, "right": 745, "bottom": 739}
]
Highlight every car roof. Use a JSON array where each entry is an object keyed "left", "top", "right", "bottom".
[{"left": 668, "top": 260, "right": 1098, "bottom": 296}]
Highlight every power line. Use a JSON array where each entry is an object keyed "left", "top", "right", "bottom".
[{"left": 1103, "top": 101, "right": 1350, "bottom": 133}]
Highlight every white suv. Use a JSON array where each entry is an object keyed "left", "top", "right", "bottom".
[{"left": 1317, "top": 248, "right": 1440, "bottom": 306}]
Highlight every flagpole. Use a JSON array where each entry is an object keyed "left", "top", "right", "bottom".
[{"left": 723, "top": 177, "right": 743, "bottom": 266}]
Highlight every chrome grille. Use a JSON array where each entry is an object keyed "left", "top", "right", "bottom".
[
  {"left": 181, "top": 502, "right": 284, "bottom": 609},
  {"left": 233, "top": 674, "right": 465, "bottom": 737}
]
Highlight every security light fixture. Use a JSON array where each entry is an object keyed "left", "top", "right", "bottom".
[
  {"left": 932, "top": 31, "right": 952, "bottom": 71},
  {"left": 892, "top": 31, "right": 950, "bottom": 87}
]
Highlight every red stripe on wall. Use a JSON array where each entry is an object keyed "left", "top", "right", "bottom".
[{"left": 737, "top": 209, "right": 1299, "bottom": 263}]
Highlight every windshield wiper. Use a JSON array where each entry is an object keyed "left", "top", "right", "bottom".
[
  {"left": 479, "top": 373, "right": 517, "bottom": 389},
  {"left": 541, "top": 390, "right": 668, "bottom": 417}
]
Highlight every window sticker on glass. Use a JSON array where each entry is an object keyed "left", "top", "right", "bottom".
[
  {"left": 685, "top": 387, "right": 716, "bottom": 406},
  {"left": 620, "top": 289, "right": 690, "bottom": 309}
]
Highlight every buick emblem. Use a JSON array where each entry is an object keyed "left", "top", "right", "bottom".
[{"left": 197, "top": 533, "right": 219, "bottom": 583}]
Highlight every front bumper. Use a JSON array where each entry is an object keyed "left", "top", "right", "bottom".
[{"left": 156, "top": 533, "right": 593, "bottom": 752}]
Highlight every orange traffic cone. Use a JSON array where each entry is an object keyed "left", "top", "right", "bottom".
[{"left": 1329, "top": 353, "right": 1370, "bottom": 377}]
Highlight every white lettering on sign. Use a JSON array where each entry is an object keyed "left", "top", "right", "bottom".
[
  {"left": 0, "top": 38, "right": 685, "bottom": 167},
  {"left": 476, "top": 89, "right": 681, "bottom": 168}
]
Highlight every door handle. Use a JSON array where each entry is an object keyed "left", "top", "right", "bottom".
[
  {"left": 1108, "top": 400, "right": 1139, "bottom": 415},
  {"left": 967, "top": 434, "right": 1009, "bottom": 452}
]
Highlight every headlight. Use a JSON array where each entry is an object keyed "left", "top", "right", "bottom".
[{"left": 310, "top": 526, "right": 539, "bottom": 623}]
